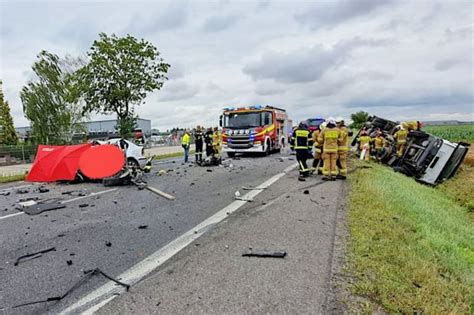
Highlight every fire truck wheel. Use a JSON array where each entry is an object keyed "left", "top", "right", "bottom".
[{"left": 265, "top": 140, "right": 271, "bottom": 156}]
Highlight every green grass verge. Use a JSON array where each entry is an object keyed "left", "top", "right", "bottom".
[
  {"left": 0, "top": 173, "right": 26, "bottom": 184},
  {"left": 347, "top": 160, "right": 473, "bottom": 313}
]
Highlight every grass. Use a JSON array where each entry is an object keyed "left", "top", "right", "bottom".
[
  {"left": 347, "top": 159, "right": 473, "bottom": 313},
  {"left": 149, "top": 150, "right": 195, "bottom": 160},
  {"left": 0, "top": 173, "right": 26, "bottom": 183},
  {"left": 424, "top": 124, "right": 474, "bottom": 143}
]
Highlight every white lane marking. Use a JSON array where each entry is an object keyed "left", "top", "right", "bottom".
[
  {"left": 61, "top": 164, "right": 297, "bottom": 314},
  {"left": 60, "top": 188, "right": 118, "bottom": 204},
  {"left": 0, "top": 212, "right": 23, "bottom": 221},
  {"left": 0, "top": 188, "right": 118, "bottom": 221}
]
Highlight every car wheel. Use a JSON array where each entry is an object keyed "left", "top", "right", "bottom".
[{"left": 127, "top": 158, "right": 139, "bottom": 169}]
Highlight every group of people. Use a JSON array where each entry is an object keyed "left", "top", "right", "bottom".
[
  {"left": 181, "top": 127, "right": 223, "bottom": 165},
  {"left": 290, "top": 117, "right": 349, "bottom": 181},
  {"left": 356, "top": 120, "right": 423, "bottom": 161}
]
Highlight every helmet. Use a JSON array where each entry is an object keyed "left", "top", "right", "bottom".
[
  {"left": 320, "top": 122, "right": 327, "bottom": 130},
  {"left": 298, "top": 121, "right": 308, "bottom": 129},
  {"left": 336, "top": 117, "right": 344, "bottom": 123},
  {"left": 396, "top": 124, "right": 404, "bottom": 130},
  {"left": 326, "top": 117, "right": 336, "bottom": 125}
]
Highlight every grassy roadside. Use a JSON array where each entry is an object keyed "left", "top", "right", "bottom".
[{"left": 347, "top": 159, "right": 473, "bottom": 313}]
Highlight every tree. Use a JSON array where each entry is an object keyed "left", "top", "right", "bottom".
[
  {"left": 79, "top": 33, "right": 170, "bottom": 138},
  {"left": 0, "top": 81, "right": 19, "bottom": 145},
  {"left": 349, "top": 111, "right": 369, "bottom": 130},
  {"left": 21, "top": 51, "right": 87, "bottom": 144}
]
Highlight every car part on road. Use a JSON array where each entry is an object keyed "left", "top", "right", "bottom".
[
  {"left": 18, "top": 200, "right": 37, "bottom": 208},
  {"left": 0, "top": 191, "right": 10, "bottom": 196},
  {"left": 14, "top": 247, "right": 56, "bottom": 266},
  {"left": 12, "top": 268, "right": 129, "bottom": 309},
  {"left": 16, "top": 189, "right": 29, "bottom": 194},
  {"left": 242, "top": 250, "right": 287, "bottom": 258},
  {"left": 145, "top": 186, "right": 176, "bottom": 200},
  {"left": 138, "top": 225, "right": 148, "bottom": 229},
  {"left": 38, "top": 186, "right": 50, "bottom": 193},
  {"left": 20, "top": 202, "right": 66, "bottom": 215}
]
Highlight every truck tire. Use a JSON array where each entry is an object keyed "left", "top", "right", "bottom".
[{"left": 264, "top": 140, "right": 271, "bottom": 156}]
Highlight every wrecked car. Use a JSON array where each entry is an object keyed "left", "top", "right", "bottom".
[
  {"left": 95, "top": 138, "right": 148, "bottom": 169},
  {"left": 353, "top": 115, "right": 470, "bottom": 185}
]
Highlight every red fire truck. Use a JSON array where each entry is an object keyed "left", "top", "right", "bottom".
[{"left": 220, "top": 105, "right": 289, "bottom": 157}]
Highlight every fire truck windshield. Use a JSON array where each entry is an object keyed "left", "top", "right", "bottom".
[{"left": 224, "top": 112, "right": 261, "bottom": 128}]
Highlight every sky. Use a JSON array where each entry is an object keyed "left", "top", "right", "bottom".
[{"left": 1, "top": 0, "right": 473, "bottom": 130}]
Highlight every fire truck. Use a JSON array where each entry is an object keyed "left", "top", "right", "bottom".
[{"left": 220, "top": 105, "right": 289, "bottom": 157}]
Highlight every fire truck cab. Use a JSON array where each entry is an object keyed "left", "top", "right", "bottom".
[{"left": 220, "top": 105, "right": 289, "bottom": 157}]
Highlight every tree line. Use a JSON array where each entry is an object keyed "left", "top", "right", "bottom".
[{"left": 0, "top": 33, "right": 170, "bottom": 145}]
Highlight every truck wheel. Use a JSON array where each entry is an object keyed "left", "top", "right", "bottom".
[
  {"left": 227, "top": 152, "right": 235, "bottom": 158},
  {"left": 265, "top": 140, "right": 271, "bottom": 156}
]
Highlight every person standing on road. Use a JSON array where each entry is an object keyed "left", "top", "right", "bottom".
[
  {"left": 212, "top": 127, "right": 222, "bottom": 160},
  {"left": 311, "top": 125, "right": 323, "bottom": 175},
  {"left": 194, "top": 126, "right": 204, "bottom": 165},
  {"left": 336, "top": 117, "right": 348, "bottom": 179},
  {"left": 291, "top": 121, "right": 312, "bottom": 180},
  {"left": 318, "top": 117, "right": 341, "bottom": 181},
  {"left": 181, "top": 129, "right": 191, "bottom": 163},
  {"left": 204, "top": 127, "right": 214, "bottom": 158}
]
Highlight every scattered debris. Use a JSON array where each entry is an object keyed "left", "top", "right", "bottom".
[
  {"left": 78, "top": 203, "right": 89, "bottom": 208},
  {"left": 16, "top": 189, "right": 29, "bottom": 194},
  {"left": 105, "top": 241, "right": 112, "bottom": 247},
  {"left": 234, "top": 191, "right": 241, "bottom": 197},
  {"left": 66, "top": 260, "right": 73, "bottom": 266},
  {"left": 206, "top": 169, "right": 213, "bottom": 172},
  {"left": 158, "top": 170, "right": 167, "bottom": 176},
  {"left": 12, "top": 268, "right": 129, "bottom": 308},
  {"left": 138, "top": 225, "right": 148, "bottom": 229},
  {"left": 242, "top": 186, "right": 266, "bottom": 190},
  {"left": 303, "top": 190, "right": 309, "bottom": 195},
  {"left": 298, "top": 177, "right": 306, "bottom": 182},
  {"left": 14, "top": 247, "right": 56, "bottom": 266},
  {"left": 145, "top": 186, "right": 175, "bottom": 201},
  {"left": 0, "top": 191, "right": 10, "bottom": 196},
  {"left": 20, "top": 202, "right": 65, "bottom": 215},
  {"left": 18, "top": 200, "right": 38, "bottom": 208},
  {"left": 38, "top": 187, "right": 50, "bottom": 193},
  {"left": 57, "top": 234, "right": 65, "bottom": 237},
  {"left": 242, "top": 250, "right": 287, "bottom": 258},
  {"left": 18, "top": 196, "right": 40, "bottom": 202}
]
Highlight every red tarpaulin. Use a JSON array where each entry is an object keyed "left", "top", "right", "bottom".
[
  {"left": 78, "top": 145, "right": 125, "bottom": 179},
  {"left": 26, "top": 144, "right": 92, "bottom": 182}
]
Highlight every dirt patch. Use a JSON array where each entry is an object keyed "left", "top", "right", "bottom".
[{"left": 463, "top": 145, "right": 474, "bottom": 166}]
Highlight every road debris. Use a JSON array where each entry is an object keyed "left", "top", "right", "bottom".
[
  {"left": 242, "top": 250, "right": 287, "bottom": 258},
  {"left": 105, "top": 241, "right": 112, "bottom": 247},
  {"left": 14, "top": 247, "right": 56, "bottom": 266},
  {"left": 20, "top": 202, "right": 66, "bottom": 215},
  {"left": 78, "top": 203, "right": 89, "bottom": 208},
  {"left": 38, "top": 186, "right": 50, "bottom": 193},
  {"left": 12, "top": 268, "right": 129, "bottom": 308},
  {"left": 16, "top": 189, "right": 29, "bottom": 194},
  {"left": 18, "top": 200, "right": 38, "bottom": 208},
  {"left": 145, "top": 186, "right": 175, "bottom": 201},
  {"left": 66, "top": 260, "right": 73, "bottom": 265},
  {"left": 234, "top": 191, "right": 241, "bottom": 197},
  {"left": 0, "top": 191, "right": 11, "bottom": 196},
  {"left": 138, "top": 225, "right": 148, "bottom": 229},
  {"left": 303, "top": 190, "right": 309, "bottom": 195}
]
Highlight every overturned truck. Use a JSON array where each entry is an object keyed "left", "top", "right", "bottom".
[{"left": 353, "top": 116, "right": 470, "bottom": 185}]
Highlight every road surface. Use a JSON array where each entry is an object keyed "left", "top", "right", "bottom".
[{"left": 0, "top": 153, "right": 347, "bottom": 314}]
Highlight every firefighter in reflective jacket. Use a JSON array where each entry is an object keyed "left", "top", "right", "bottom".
[
  {"left": 402, "top": 120, "right": 423, "bottom": 131},
  {"left": 336, "top": 117, "right": 348, "bottom": 179},
  {"left": 291, "top": 122, "right": 312, "bottom": 179},
  {"left": 318, "top": 117, "right": 342, "bottom": 180},
  {"left": 357, "top": 130, "right": 371, "bottom": 161},
  {"left": 394, "top": 125, "right": 408, "bottom": 157},
  {"left": 212, "top": 127, "right": 222, "bottom": 159},
  {"left": 371, "top": 131, "right": 385, "bottom": 161},
  {"left": 311, "top": 125, "right": 323, "bottom": 175}
]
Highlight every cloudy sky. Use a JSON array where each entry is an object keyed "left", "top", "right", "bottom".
[{"left": 1, "top": 0, "right": 473, "bottom": 130}]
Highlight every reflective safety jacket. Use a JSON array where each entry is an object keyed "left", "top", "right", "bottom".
[
  {"left": 204, "top": 130, "right": 213, "bottom": 146},
  {"left": 318, "top": 127, "right": 341, "bottom": 153},
  {"left": 181, "top": 133, "right": 190, "bottom": 146},
  {"left": 337, "top": 126, "right": 349, "bottom": 152},
  {"left": 312, "top": 129, "right": 322, "bottom": 153},
  {"left": 394, "top": 129, "right": 408, "bottom": 144},
  {"left": 292, "top": 128, "right": 311, "bottom": 149},
  {"left": 212, "top": 131, "right": 222, "bottom": 146},
  {"left": 402, "top": 121, "right": 418, "bottom": 131},
  {"left": 372, "top": 136, "right": 384, "bottom": 149},
  {"left": 358, "top": 135, "right": 371, "bottom": 148}
]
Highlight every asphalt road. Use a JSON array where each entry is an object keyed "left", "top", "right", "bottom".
[{"left": 0, "top": 153, "right": 297, "bottom": 314}]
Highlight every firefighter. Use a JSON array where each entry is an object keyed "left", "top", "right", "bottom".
[
  {"left": 394, "top": 125, "right": 408, "bottom": 157},
  {"left": 204, "top": 127, "right": 214, "bottom": 157},
  {"left": 194, "top": 125, "right": 204, "bottom": 164},
  {"left": 212, "top": 127, "right": 222, "bottom": 160},
  {"left": 318, "top": 118, "right": 341, "bottom": 180},
  {"left": 357, "top": 130, "right": 371, "bottom": 161},
  {"left": 372, "top": 130, "right": 385, "bottom": 162},
  {"left": 291, "top": 121, "right": 312, "bottom": 180},
  {"left": 311, "top": 125, "right": 323, "bottom": 175},
  {"left": 289, "top": 126, "right": 297, "bottom": 151},
  {"left": 181, "top": 129, "right": 191, "bottom": 163},
  {"left": 402, "top": 120, "right": 423, "bottom": 131},
  {"left": 336, "top": 117, "right": 348, "bottom": 179}
]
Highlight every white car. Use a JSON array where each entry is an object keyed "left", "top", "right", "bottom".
[{"left": 100, "top": 138, "right": 148, "bottom": 169}]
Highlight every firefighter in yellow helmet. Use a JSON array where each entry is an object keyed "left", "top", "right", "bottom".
[
  {"left": 371, "top": 130, "right": 385, "bottom": 162},
  {"left": 357, "top": 130, "right": 371, "bottom": 161},
  {"left": 402, "top": 120, "right": 423, "bottom": 132},
  {"left": 336, "top": 117, "right": 348, "bottom": 179},
  {"left": 291, "top": 121, "right": 312, "bottom": 180},
  {"left": 394, "top": 125, "right": 408, "bottom": 157},
  {"left": 318, "top": 117, "right": 342, "bottom": 180},
  {"left": 212, "top": 127, "right": 222, "bottom": 160},
  {"left": 311, "top": 125, "right": 323, "bottom": 175}
]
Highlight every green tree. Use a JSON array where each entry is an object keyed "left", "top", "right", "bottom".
[
  {"left": 21, "top": 51, "right": 87, "bottom": 144},
  {"left": 0, "top": 81, "right": 19, "bottom": 145},
  {"left": 78, "top": 33, "right": 170, "bottom": 138},
  {"left": 349, "top": 111, "right": 369, "bottom": 130}
]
